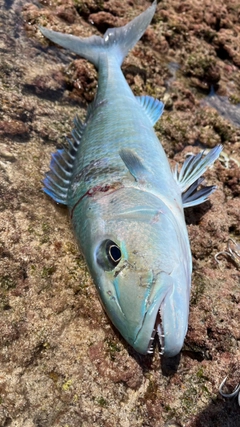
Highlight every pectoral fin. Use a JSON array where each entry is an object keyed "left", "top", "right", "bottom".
[{"left": 119, "top": 149, "right": 152, "bottom": 182}]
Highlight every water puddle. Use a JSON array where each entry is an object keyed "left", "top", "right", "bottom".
[{"left": 202, "top": 87, "right": 240, "bottom": 128}]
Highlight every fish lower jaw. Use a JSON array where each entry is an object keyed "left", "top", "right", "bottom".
[{"left": 147, "top": 310, "right": 165, "bottom": 355}]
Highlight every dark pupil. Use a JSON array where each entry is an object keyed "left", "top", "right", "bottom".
[{"left": 108, "top": 244, "right": 121, "bottom": 264}]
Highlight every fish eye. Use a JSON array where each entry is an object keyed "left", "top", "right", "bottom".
[
  {"left": 96, "top": 239, "right": 122, "bottom": 271},
  {"left": 107, "top": 243, "right": 121, "bottom": 264}
]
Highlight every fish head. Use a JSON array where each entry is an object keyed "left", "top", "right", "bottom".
[{"left": 83, "top": 192, "right": 191, "bottom": 358}]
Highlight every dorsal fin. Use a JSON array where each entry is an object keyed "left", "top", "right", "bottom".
[
  {"left": 43, "top": 115, "right": 85, "bottom": 204},
  {"left": 136, "top": 95, "right": 164, "bottom": 125}
]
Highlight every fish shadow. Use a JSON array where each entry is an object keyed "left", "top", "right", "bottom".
[
  {"left": 184, "top": 200, "right": 213, "bottom": 226},
  {"left": 160, "top": 353, "right": 181, "bottom": 376},
  {"left": 127, "top": 344, "right": 181, "bottom": 376}
]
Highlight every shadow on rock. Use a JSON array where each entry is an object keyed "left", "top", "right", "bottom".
[
  {"left": 184, "top": 201, "right": 213, "bottom": 226},
  {"left": 161, "top": 353, "right": 181, "bottom": 376},
  {"left": 191, "top": 396, "right": 240, "bottom": 427},
  {"left": 128, "top": 343, "right": 181, "bottom": 377}
]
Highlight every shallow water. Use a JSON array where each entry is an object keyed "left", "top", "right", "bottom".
[{"left": 202, "top": 88, "right": 240, "bottom": 128}]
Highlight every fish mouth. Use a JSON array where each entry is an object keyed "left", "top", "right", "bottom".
[
  {"left": 147, "top": 308, "right": 165, "bottom": 355},
  {"left": 133, "top": 271, "right": 188, "bottom": 357},
  {"left": 133, "top": 270, "right": 173, "bottom": 356},
  {"left": 132, "top": 271, "right": 174, "bottom": 356}
]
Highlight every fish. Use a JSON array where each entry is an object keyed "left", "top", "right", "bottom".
[{"left": 40, "top": 0, "right": 222, "bottom": 357}]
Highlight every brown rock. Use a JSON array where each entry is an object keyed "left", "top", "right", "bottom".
[{"left": 0, "top": 120, "right": 29, "bottom": 138}]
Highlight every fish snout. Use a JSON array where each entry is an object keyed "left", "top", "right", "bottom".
[{"left": 159, "top": 285, "right": 190, "bottom": 357}]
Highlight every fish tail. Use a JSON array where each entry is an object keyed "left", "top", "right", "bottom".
[{"left": 39, "top": 1, "right": 157, "bottom": 67}]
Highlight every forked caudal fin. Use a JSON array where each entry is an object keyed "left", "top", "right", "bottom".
[
  {"left": 39, "top": 1, "right": 157, "bottom": 68},
  {"left": 42, "top": 2, "right": 157, "bottom": 204},
  {"left": 173, "top": 145, "right": 223, "bottom": 208}
]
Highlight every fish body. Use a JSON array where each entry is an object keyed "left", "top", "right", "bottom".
[{"left": 40, "top": 1, "right": 222, "bottom": 357}]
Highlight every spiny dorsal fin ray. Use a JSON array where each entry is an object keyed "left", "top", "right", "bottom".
[
  {"left": 136, "top": 95, "right": 164, "bottom": 125},
  {"left": 173, "top": 145, "right": 223, "bottom": 208},
  {"left": 43, "top": 115, "right": 84, "bottom": 204}
]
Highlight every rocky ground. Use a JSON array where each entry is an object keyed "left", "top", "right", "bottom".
[{"left": 0, "top": 0, "right": 239, "bottom": 426}]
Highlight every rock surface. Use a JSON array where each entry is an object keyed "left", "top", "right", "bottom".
[{"left": 0, "top": 0, "right": 239, "bottom": 426}]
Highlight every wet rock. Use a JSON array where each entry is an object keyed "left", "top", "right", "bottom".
[
  {"left": 56, "top": 5, "right": 77, "bottom": 24},
  {"left": 64, "top": 59, "right": 97, "bottom": 103},
  {"left": 89, "top": 340, "right": 143, "bottom": 389},
  {"left": 23, "top": 70, "right": 65, "bottom": 100},
  {"left": 214, "top": 29, "right": 240, "bottom": 66},
  {"left": 183, "top": 54, "right": 220, "bottom": 88},
  {"left": 202, "top": 91, "right": 240, "bottom": 128},
  {"left": 88, "top": 11, "right": 120, "bottom": 33},
  {"left": 0, "top": 120, "right": 29, "bottom": 139}
]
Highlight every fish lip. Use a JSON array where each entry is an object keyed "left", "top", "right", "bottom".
[
  {"left": 133, "top": 270, "right": 174, "bottom": 355},
  {"left": 133, "top": 293, "right": 166, "bottom": 355}
]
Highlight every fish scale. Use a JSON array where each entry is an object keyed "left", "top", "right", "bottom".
[
  {"left": 68, "top": 95, "right": 177, "bottom": 210},
  {"left": 40, "top": 1, "right": 222, "bottom": 357}
]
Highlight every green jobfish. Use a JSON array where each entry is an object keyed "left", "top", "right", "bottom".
[{"left": 40, "top": 1, "right": 222, "bottom": 357}]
